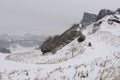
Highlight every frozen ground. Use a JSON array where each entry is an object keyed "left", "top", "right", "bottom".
[{"left": 0, "top": 14, "right": 120, "bottom": 80}]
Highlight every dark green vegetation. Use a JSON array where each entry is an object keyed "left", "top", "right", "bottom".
[
  {"left": 40, "top": 24, "right": 85, "bottom": 54},
  {"left": 77, "top": 35, "right": 86, "bottom": 43},
  {"left": 0, "top": 47, "right": 11, "bottom": 53},
  {"left": 88, "top": 42, "right": 92, "bottom": 47}
]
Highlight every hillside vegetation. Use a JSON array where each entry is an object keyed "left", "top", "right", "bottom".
[{"left": 40, "top": 24, "right": 85, "bottom": 54}]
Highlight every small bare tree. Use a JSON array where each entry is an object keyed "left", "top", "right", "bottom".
[{"left": 70, "top": 44, "right": 77, "bottom": 58}]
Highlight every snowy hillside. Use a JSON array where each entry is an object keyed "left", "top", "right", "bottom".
[
  {"left": 0, "top": 12, "right": 120, "bottom": 80},
  {"left": 0, "top": 34, "right": 48, "bottom": 53}
]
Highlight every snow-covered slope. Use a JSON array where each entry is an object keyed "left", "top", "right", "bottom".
[{"left": 0, "top": 14, "right": 120, "bottom": 80}]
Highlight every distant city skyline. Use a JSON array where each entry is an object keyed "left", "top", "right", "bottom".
[{"left": 0, "top": 0, "right": 120, "bottom": 35}]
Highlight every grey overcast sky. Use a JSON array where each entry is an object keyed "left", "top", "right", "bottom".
[{"left": 0, "top": 0, "right": 120, "bottom": 35}]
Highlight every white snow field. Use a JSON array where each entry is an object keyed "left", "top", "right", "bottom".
[{"left": 0, "top": 14, "right": 120, "bottom": 80}]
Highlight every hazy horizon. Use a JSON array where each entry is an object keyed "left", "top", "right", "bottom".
[{"left": 0, "top": 0, "right": 120, "bottom": 35}]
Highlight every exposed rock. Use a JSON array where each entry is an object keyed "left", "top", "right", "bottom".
[
  {"left": 81, "top": 12, "right": 97, "bottom": 27},
  {"left": 116, "top": 8, "right": 120, "bottom": 14},
  {"left": 108, "top": 19, "right": 120, "bottom": 24},
  {"left": 97, "top": 9, "right": 115, "bottom": 20}
]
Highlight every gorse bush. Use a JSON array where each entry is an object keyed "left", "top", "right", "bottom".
[
  {"left": 77, "top": 34, "right": 86, "bottom": 43},
  {"left": 40, "top": 23, "right": 82, "bottom": 54},
  {"left": 88, "top": 42, "right": 92, "bottom": 47},
  {"left": 0, "top": 47, "right": 11, "bottom": 53}
]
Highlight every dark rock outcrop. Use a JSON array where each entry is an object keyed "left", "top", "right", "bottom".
[
  {"left": 116, "top": 8, "right": 120, "bottom": 14},
  {"left": 81, "top": 12, "right": 97, "bottom": 27},
  {"left": 80, "top": 9, "right": 116, "bottom": 27},
  {"left": 108, "top": 19, "right": 120, "bottom": 24},
  {"left": 97, "top": 9, "right": 115, "bottom": 20}
]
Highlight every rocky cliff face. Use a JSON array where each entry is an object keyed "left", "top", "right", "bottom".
[
  {"left": 81, "top": 12, "right": 97, "bottom": 27},
  {"left": 80, "top": 9, "right": 118, "bottom": 28},
  {"left": 116, "top": 8, "right": 120, "bottom": 14},
  {"left": 97, "top": 9, "right": 115, "bottom": 20}
]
